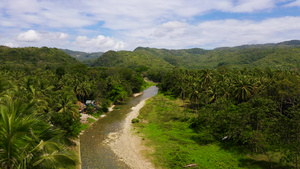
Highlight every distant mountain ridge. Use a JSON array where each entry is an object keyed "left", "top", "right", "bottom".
[
  {"left": 60, "top": 49, "right": 104, "bottom": 61},
  {"left": 1, "top": 40, "right": 300, "bottom": 71},
  {"left": 91, "top": 40, "right": 300, "bottom": 70}
]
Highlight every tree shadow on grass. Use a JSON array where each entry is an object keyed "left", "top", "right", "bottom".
[
  {"left": 238, "top": 158, "right": 292, "bottom": 169},
  {"left": 190, "top": 135, "right": 216, "bottom": 146},
  {"left": 218, "top": 142, "right": 293, "bottom": 169}
]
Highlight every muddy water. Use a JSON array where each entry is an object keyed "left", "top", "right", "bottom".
[{"left": 80, "top": 86, "right": 158, "bottom": 169}]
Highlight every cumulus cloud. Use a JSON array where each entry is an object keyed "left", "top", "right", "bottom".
[
  {"left": 131, "top": 16, "right": 300, "bottom": 49},
  {"left": 73, "top": 35, "right": 126, "bottom": 52},
  {"left": 58, "top": 33, "right": 69, "bottom": 39},
  {"left": 1, "top": 0, "right": 299, "bottom": 51},
  {"left": 17, "top": 30, "right": 41, "bottom": 42},
  {"left": 17, "top": 30, "right": 69, "bottom": 42},
  {"left": 4, "top": 42, "right": 19, "bottom": 48}
]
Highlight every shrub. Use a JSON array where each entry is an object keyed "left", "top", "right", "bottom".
[{"left": 131, "top": 118, "right": 140, "bottom": 123}]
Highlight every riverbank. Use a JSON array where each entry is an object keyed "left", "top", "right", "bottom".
[
  {"left": 77, "top": 104, "right": 115, "bottom": 169},
  {"left": 108, "top": 99, "right": 155, "bottom": 169}
]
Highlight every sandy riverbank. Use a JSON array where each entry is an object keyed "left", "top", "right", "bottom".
[{"left": 108, "top": 99, "right": 155, "bottom": 169}]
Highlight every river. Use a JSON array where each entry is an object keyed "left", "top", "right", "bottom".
[{"left": 80, "top": 86, "right": 158, "bottom": 169}]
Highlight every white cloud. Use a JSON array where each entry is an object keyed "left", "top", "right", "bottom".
[
  {"left": 152, "top": 21, "right": 188, "bottom": 38},
  {"left": 0, "top": 0, "right": 299, "bottom": 52},
  {"left": 285, "top": 0, "right": 300, "bottom": 7},
  {"left": 17, "top": 30, "right": 41, "bottom": 42},
  {"left": 58, "top": 33, "right": 69, "bottom": 39},
  {"left": 126, "top": 16, "right": 300, "bottom": 49},
  {"left": 73, "top": 35, "right": 126, "bottom": 52},
  {"left": 43, "top": 32, "right": 69, "bottom": 40},
  {"left": 4, "top": 42, "right": 19, "bottom": 48},
  {"left": 16, "top": 30, "right": 69, "bottom": 42},
  {"left": 231, "top": 0, "right": 275, "bottom": 12}
]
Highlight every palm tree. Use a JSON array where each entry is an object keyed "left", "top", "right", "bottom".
[
  {"left": 55, "top": 90, "right": 79, "bottom": 119},
  {"left": 75, "top": 81, "right": 92, "bottom": 102},
  {"left": 0, "top": 95, "right": 78, "bottom": 168},
  {"left": 231, "top": 76, "right": 254, "bottom": 102},
  {"left": 189, "top": 82, "right": 200, "bottom": 116},
  {"left": 0, "top": 78, "right": 15, "bottom": 97}
]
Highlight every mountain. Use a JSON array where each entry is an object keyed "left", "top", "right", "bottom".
[
  {"left": 92, "top": 40, "right": 300, "bottom": 70},
  {"left": 92, "top": 49, "right": 174, "bottom": 70},
  {"left": 0, "top": 46, "right": 81, "bottom": 70},
  {"left": 2, "top": 40, "right": 299, "bottom": 71},
  {"left": 60, "top": 49, "right": 103, "bottom": 61}
]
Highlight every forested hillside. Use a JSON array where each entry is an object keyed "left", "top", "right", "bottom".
[
  {"left": 0, "top": 46, "right": 80, "bottom": 70},
  {"left": 92, "top": 50, "right": 174, "bottom": 70},
  {"left": 90, "top": 40, "right": 300, "bottom": 70}
]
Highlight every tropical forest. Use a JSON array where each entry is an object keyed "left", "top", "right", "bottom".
[{"left": 0, "top": 40, "right": 300, "bottom": 169}]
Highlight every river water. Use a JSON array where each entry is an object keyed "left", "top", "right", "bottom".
[{"left": 80, "top": 86, "right": 158, "bottom": 169}]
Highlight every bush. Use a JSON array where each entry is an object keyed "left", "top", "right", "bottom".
[
  {"left": 86, "top": 104, "right": 94, "bottom": 115},
  {"left": 50, "top": 111, "right": 81, "bottom": 137},
  {"left": 102, "top": 104, "right": 109, "bottom": 112},
  {"left": 132, "top": 118, "right": 140, "bottom": 123}
]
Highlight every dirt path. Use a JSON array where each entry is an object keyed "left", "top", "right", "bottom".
[{"left": 108, "top": 99, "right": 155, "bottom": 169}]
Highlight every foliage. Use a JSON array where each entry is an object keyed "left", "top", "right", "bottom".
[
  {"left": 136, "top": 94, "right": 287, "bottom": 169},
  {"left": 0, "top": 94, "right": 78, "bottom": 169},
  {"left": 89, "top": 40, "right": 300, "bottom": 71},
  {"left": 0, "top": 48, "right": 146, "bottom": 168},
  {"left": 87, "top": 117, "right": 96, "bottom": 123},
  {"left": 59, "top": 48, "right": 103, "bottom": 61},
  {"left": 131, "top": 118, "right": 139, "bottom": 123},
  {"left": 0, "top": 46, "right": 80, "bottom": 70},
  {"left": 153, "top": 68, "right": 300, "bottom": 168}
]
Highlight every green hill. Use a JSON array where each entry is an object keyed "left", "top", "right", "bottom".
[
  {"left": 0, "top": 46, "right": 81, "bottom": 70},
  {"left": 2, "top": 40, "right": 299, "bottom": 71},
  {"left": 60, "top": 49, "right": 103, "bottom": 61},
  {"left": 92, "top": 50, "right": 174, "bottom": 70},
  {"left": 91, "top": 40, "right": 300, "bottom": 70}
]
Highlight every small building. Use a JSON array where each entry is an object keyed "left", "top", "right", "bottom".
[{"left": 86, "top": 100, "right": 95, "bottom": 105}]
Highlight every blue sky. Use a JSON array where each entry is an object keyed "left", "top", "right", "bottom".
[{"left": 1, "top": 0, "right": 300, "bottom": 52}]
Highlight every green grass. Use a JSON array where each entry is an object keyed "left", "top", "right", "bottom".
[
  {"left": 134, "top": 94, "right": 285, "bottom": 169},
  {"left": 87, "top": 117, "right": 96, "bottom": 123},
  {"left": 79, "top": 123, "right": 89, "bottom": 131},
  {"left": 91, "top": 112, "right": 103, "bottom": 118}
]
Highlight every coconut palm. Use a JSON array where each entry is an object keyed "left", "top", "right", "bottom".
[
  {"left": 0, "top": 95, "right": 78, "bottom": 169},
  {"left": 232, "top": 76, "right": 254, "bottom": 102},
  {"left": 55, "top": 89, "right": 79, "bottom": 119},
  {"left": 0, "top": 78, "right": 15, "bottom": 97}
]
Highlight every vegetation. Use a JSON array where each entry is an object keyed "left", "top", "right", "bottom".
[
  {"left": 92, "top": 50, "right": 174, "bottom": 70},
  {"left": 136, "top": 95, "right": 243, "bottom": 168},
  {"left": 0, "top": 46, "right": 80, "bottom": 70},
  {"left": 141, "top": 68, "right": 300, "bottom": 168},
  {"left": 1, "top": 41, "right": 300, "bottom": 168},
  {"left": 60, "top": 49, "right": 103, "bottom": 61},
  {"left": 0, "top": 46, "right": 146, "bottom": 168},
  {"left": 88, "top": 40, "right": 300, "bottom": 70}
]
